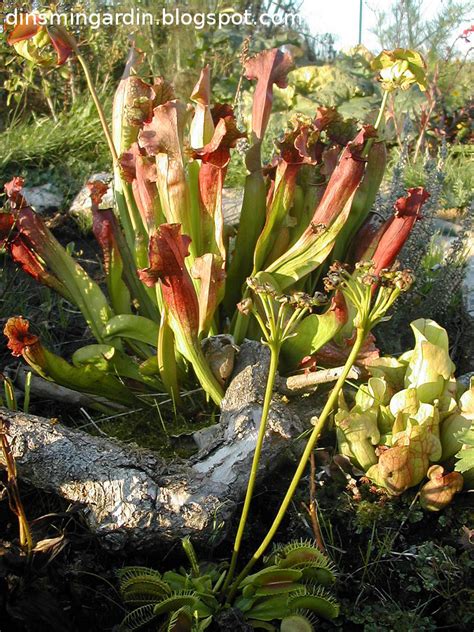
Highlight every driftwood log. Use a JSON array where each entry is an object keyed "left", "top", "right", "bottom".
[{"left": 0, "top": 341, "right": 326, "bottom": 551}]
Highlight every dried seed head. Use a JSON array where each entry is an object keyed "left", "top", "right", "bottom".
[
  {"left": 288, "top": 291, "right": 315, "bottom": 309},
  {"left": 247, "top": 276, "right": 280, "bottom": 297},
  {"left": 310, "top": 221, "right": 326, "bottom": 235},
  {"left": 312, "top": 292, "right": 328, "bottom": 306},
  {"left": 246, "top": 276, "right": 259, "bottom": 291},
  {"left": 378, "top": 268, "right": 396, "bottom": 286},
  {"left": 361, "top": 273, "right": 378, "bottom": 287},
  {"left": 355, "top": 260, "right": 376, "bottom": 274},
  {"left": 379, "top": 268, "right": 414, "bottom": 291},
  {"left": 263, "top": 281, "right": 277, "bottom": 295},
  {"left": 329, "top": 261, "right": 349, "bottom": 273},
  {"left": 324, "top": 264, "right": 347, "bottom": 291},
  {"left": 324, "top": 276, "right": 341, "bottom": 292},
  {"left": 394, "top": 269, "right": 414, "bottom": 291},
  {"left": 239, "top": 37, "right": 251, "bottom": 66},
  {"left": 290, "top": 291, "right": 306, "bottom": 302},
  {"left": 237, "top": 297, "right": 253, "bottom": 315}
]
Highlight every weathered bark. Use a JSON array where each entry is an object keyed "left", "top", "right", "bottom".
[
  {"left": 0, "top": 341, "right": 316, "bottom": 551},
  {"left": 278, "top": 365, "right": 360, "bottom": 395}
]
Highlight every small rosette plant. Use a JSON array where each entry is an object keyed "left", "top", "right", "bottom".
[{"left": 117, "top": 537, "right": 339, "bottom": 632}]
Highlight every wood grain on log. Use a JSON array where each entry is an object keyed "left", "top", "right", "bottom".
[{"left": 0, "top": 341, "right": 309, "bottom": 551}]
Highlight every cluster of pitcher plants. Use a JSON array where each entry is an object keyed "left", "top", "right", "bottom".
[
  {"left": 2, "top": 18, "right": 428, "bottom": 409},
  {"left": 336, "top": 318, "right": 472, "bottom": 508},
  {"left": 2, "top": 12, "right": 470, "bottom": 631}
]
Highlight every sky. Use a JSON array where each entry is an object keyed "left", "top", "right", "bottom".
[{"left": 299, "top": 0, "right": 472, "bottom": 52}]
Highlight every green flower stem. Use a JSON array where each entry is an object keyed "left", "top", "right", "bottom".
[
  {"left": 222, "top": 341, "right": 280, "bottom": 594},
  {"left": 77, "top": 51, "right": 148, "bottom": 257},
  {"left": 374, "top": 90, "right": 389, "bottom": 131},
  {"left": 77, "top": 52, "right": 147, "bottom": 239},
  {"left": 226, "top": 326, "right": 367, "bottom": 601},
  {"left": 281, "top": 306, "right": 308, "bottom": 339},
  {"left": 362, "top": 89, "right": 389, "bottom": 158},
  {"left": 76, "top": 53, "right": 119, "bottom": 165},
  {"left": 77, "top": 51, "right": 155, "bottom": 319},
  {"left": 371, "top": 287, "right": 401, "bottom": 324}
]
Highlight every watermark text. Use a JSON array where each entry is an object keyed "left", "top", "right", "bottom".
[{"left": 3, "top": 8, "right": 301, "bottom": 31}]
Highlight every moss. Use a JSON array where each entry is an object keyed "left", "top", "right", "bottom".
[{"left": 88, "top": 400, "right": 218, "bottom": 459}]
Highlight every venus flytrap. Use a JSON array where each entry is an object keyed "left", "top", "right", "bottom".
[{"left": 118, "top": 538, "right": 338, "bottom": 631}]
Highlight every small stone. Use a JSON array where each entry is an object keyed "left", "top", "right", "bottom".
[
  {"left": 222, "top": 188, "right": 243, "bottom": 225},
  {"left": 69, "top": 173, "right": 114, "bottom": 216},
  {"left": 23, "top": 183, "right": 64, "bottom": 213},
  {"left": 69, "top": 177, "right": 243, "bottom": 227},
  {"left": 458, "top": 372, "right": 474, "bottom": 389}
]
